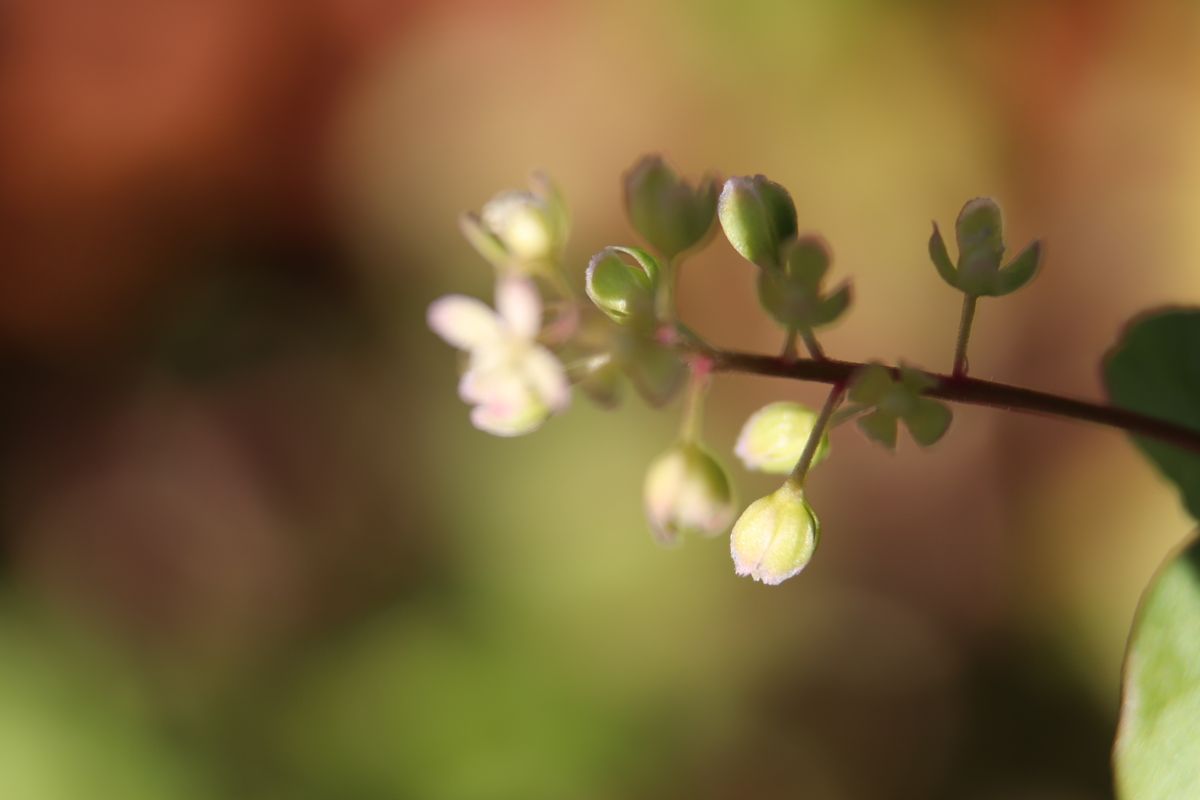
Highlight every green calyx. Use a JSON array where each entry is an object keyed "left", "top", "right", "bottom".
[
  {"left": 756, "top": 236, "right": 853, "bottom": 331},
  {"left": 929, "top": 197, "right": 1042, "bottom": 298},
  {"left": 847, "top": 363, "right": 953, "bottom": 449},
  {"left": 624, "top": 155, "right": 720, "bottom": 261}
]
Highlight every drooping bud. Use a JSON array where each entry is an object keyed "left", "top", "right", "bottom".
[
  {"left": 643, "top": 442, "right": 736, "bottom": 546},
  {"left": 585, "top": 246, "right": 659, "bottom": 327},
  {"left": 730, "top": 483, "right": 819, "bottom": 585},
  {"left": 735, "top": 401, "right": 831, "bottom": 474},
  {"left": 623, "top": 155, "right": 720, "bottom": 260},
  {"left": 717, "top": 175, "right": 798, "bottom": 269},
  {"left": 461, "top": 172, "right": 568, "bottom": 274}
]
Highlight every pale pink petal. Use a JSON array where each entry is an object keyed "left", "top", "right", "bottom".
[
  {"left": 469, "top": 395, "right": 546, "bottom": 437},
  {"left": 522, "top": 346, "right": 570, "bottom": 411},
  {"left": 427, "top": 295, "right": 501, "bottom": 350},
  {"left": 495, "top": 278, "right": 542, "bottom": 340}
]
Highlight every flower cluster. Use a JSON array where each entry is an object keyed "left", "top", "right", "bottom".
[{"left": 429, "top": 156, "right": 1042, "bottom": 585}]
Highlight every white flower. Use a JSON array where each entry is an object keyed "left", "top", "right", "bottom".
[{"left": 428, "top": 278, "right": 570, "bottom": 436}]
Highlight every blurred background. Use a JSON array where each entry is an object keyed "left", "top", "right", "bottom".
[{"left": 2, "top": 0, "right": 1199, "bottom": 797}]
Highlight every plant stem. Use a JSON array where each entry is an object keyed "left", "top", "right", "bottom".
[
  {"left": 952, "top": 295, "right": 978, "bottom": 377},
  {"left": 698, "top": 348, "right": 1200, "bottom": 455},
  {"left": 781, "top": 328, "right": 799, "bottom": 361},
  {"left": 656, "top": 255, "right": 678, "bottom": 322},
  {"left": 800, "top": 327, "right": 826, "bottom": 361},
  {"left": 785, "top": 384, "right": 845, "bottom": 491},
  {"left": 679, "top": 367, "right": 709, "bottom": 443}
]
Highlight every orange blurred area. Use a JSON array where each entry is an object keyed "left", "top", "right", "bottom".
[{"left": 1, "top": 1, "right": 1199, "bottom": 798}]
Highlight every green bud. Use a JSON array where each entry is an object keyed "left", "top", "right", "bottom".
[
  {"left": 717, "top": 175, "right": 798, "bottom": 269},
  {"left": 735, "top": 401, "right": 830, "bottom": 474},
  {"left": 463, "top": 173, "right": 569, "bottom": 274},
  {"left": 930, "top": 198, "right": 1042, "bottom": 297},
  {"left": 623, "top": 155, "right": 720, "bottom": 260},
  {"left": 586, "top": 247, "right": 658, "bottom": 326},
  {"left": 730, "top": 483, "right": 819, "bottom": 585},
  {"left": 643, "top": 442, "right": 736, "bottom": 546}
]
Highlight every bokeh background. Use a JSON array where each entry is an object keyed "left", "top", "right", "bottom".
[{"left": 2, "top": 1, "right": 1200, "bottom": 797}]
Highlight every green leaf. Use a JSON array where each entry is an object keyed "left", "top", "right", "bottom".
[
  {"left": 1114, "top": 537, "right": 1200, "bottom": 800},
  {"left": 1104, "top": 309, "right": 1200, "bottom": 520}
]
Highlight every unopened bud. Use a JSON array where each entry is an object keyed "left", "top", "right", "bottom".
[
  {"left": 735, "top": 401, "right": 830, "bottom": 474},
  {"left": 643, "top": 442, "right": 736, "bottom": 546},
  {"left": 585, "top": 247, "right": 657, "bottom": 327},
  {"left": 730, "top": 483, "right": 819, "bottom": 585},
  {"left": 717, "top": 175, "right": 798, "bottom": 269},
  {"left": 624, "top": 155, "right": 719, "bottom": 260},
  {"left": 462, "top": 173, "right": 568, "bottom": 273}
]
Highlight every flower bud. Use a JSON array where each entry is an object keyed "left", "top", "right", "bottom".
[
  {"left": 623, "top": 155, "right": 719, "bottom": 260},
  {"left": 717, "top": 175, "right": 798, "bottom": 269},
  {"left": 730, "top": 483, "right": 819, "bottom": 585},
  {"left": 929, "top": 197, "right": 1042, "bottom": 297},
  {"left": 735, "top": 401, "right": 830, "bottom": 474},
  {"left": 585, "top": 247, "right": 657, "bottom": 327},
  {"left": 643, "top": 442, "right": 736, "bottom": 546},
  {"left": 461, "top": 173, "right": 568, "bottom": 274}
]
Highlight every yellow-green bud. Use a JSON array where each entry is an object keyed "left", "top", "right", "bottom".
[
  {"left": 730, "top": 483, "right": 819, "bottom": 585},
  {"left": 735, "top": 401, "right": 830, "bottom": 474},
  {"left": 643, "top": 442, "right": 736, "bottom": 546},
  {"left": 717, "top": 175, "right": 798, "bottom": 270}
]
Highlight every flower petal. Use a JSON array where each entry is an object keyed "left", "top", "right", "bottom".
[
  {"left": 522, "top": 346, "right": 570, "bottom": 411},
  {"left": 469, "top": 395, "right": 547, "bottom": 437},
  {"left": 427, "top": 295, "right": 501, "bottom": 350},
  {"left": 496, "top": 278, "right": 543, "bottom": 340}
]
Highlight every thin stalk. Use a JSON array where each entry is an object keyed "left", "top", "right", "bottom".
[
  {"left": 785, "top": 384, "right": 845, "bottom": 491},
  {"left": 700, "top": 348, "right": 1200, "bottom": 455},
  {"left": 656, "top": 255, "right": 678, "bottom": 322},
  {"left": 952, "top": 295, "right": 978, "bottom": 377},
  {"left": 679, "top": 368, "right": 709, "bottom": 443},
  {"left": 781, "top": 327, "right": 799, "bottom": 361},
  {"left": 800, "top": 327, "right": 826, "bottom": 361}
]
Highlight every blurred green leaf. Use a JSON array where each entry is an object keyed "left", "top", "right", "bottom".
[
  {"left": 1114, "top": 537, "right": 1200, "bottom": 800},
  {"left": 1104, "top": 309, "right": 1200, "bottom": 520},
  {"left": 1105, "top": 309, "right": 1200, "bottom": 798}
]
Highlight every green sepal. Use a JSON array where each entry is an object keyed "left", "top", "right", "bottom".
[
  {"left": 459, "top": 212, "right": 509, "bottom": 268},
  {"left": 812, "top": 283, "right": 853, "bottom": 326},
  {"left": 857, "top": 410, "right": 898, "bottom": 451},
  {"left": 615, "top": 332, "right": 687, "bottom": 407},
  {"left": 849, "top": 363, "right": 894, "bottom": 405},
  {"left": 903, "top": 398, "right": 953, "bottom": 447},
  {"left": 990, "top": 240, "right": 1042, "bottom": 296},
  {"left": 928, "top": 223, "right": 958, "bottom": 289}
]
